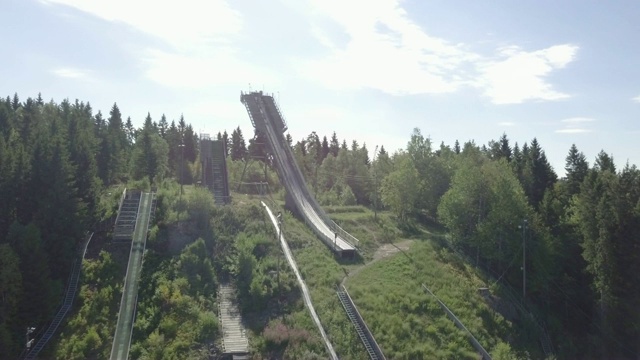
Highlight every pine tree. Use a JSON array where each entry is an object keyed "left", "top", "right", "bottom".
[
  {"left": 565, "top": 144, "right": 589, "bottom": 196},
  {"left": 321, "top": 135, "right": 330, "bottom": 161},
  {"left": 131, "top": 113, "right": 168, "bottom": 183},
  {"left": 167, "top": 120, "right": 180, "bottom": 175},
  {"left": 107, "top": 103, "right": 127, "bottom": 184},
  {"left": 361, "top": 143, "right": 370, "bottom": 166},
  {"left": 329, "top": 132, "right": 340, "bottom": 157},
  {"left": 525, "top": 138, "right": 557, "bottom": 206},
  {"left": 183, "top": 124, "right": 197, "bottom": 162},
  {"left": 454, "top": 140, "right": 461, "bottom": 154},
  {"left": 158, "top": 114, "right": 168, "bottom": 139},
  {"left": 11, "top": 93, "right": 19, "bottom": 111},
  {"left": 595, "top": 150, "right": 616, "bottom": 173},
  {"left": 499, "top": 133, "right": 512, "bottom": 161},
  {"left": 124, "top": 116, "right": 135, "bottom": 146},
  {"left": 230, "top": 127, "right": 247, "bottom": 161},
  {"left": 7, "top": 222, "right": 54, "bottom": 324}
]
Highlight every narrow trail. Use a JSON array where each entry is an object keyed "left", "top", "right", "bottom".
[
  {"left": 261, "top": 202, "right": 339, "bottom": 360},
  {"left": 341, "top": 240, "right": 414, "bottom": 287}
]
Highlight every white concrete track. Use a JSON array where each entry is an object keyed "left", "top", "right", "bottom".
[
  {"left": 262, "top": 201, "right": 338, "bottom": 360},
  {"left": 242, "top": 93, "right": 355, "bottom": 254}
]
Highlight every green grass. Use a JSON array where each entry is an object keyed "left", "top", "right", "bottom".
[
  {"left": 347, "top": 238, "right": 522, "bottom": 359},
  {"left": 281, "top": 209, "right": 370, "bottom": 360}
]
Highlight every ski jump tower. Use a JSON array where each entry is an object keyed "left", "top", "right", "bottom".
[
  {"left": 241, "top": 90, "right": 358, "bottom": 257},
  {"left": 200, "top": 134, "right": 231, "bottom": 204}
]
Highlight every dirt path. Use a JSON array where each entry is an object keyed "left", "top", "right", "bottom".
[{"left": 341, "top": 240, "right": 413, "bottom": 287}]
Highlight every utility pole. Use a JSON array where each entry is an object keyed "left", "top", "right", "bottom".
[
  {"left": 373, "top": 145, "right": 379, "bottom": 221},
  {"left": 179, "top": 143, "right": 185, "bottom": 196},
  {"left": 178, "top": 143, "right": 185, "bottom": 223},
  {"left": 523, "top": 219, "right": 527, "bottom": 301},
  {"left": 276, "top": 212, "right": 282, "bottom": 290},
  {"left": 277, "top": 211, "right": 283, "bottom": 321}
]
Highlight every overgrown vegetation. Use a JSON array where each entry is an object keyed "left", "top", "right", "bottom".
[
  {"left": 54, "top": 251, "right": 123, "bottom": 359},
  {"left": 0, "top": 93, "right": 202, "bottom": 358},
  {"left": 347, "top": 237, "right": 525, "bottom": 359}
]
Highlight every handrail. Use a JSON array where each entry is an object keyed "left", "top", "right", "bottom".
[
  {"left": 422, "top": 284, "right": 492, "bottom": 360},
  {"left": 261, "top": 95, "right": 358, "bottom": 249},
  {"left": 338, "top": 285, "right": 386, "bottom": 359},
  {"left": 22, "top": 232, "right": 94, "bottom": 360},
  {"left": 241, "top": 91, "right": 360, "bottom": 254},
  {"left": 113, "top": 187, "right": 127, "bottom": 226}
]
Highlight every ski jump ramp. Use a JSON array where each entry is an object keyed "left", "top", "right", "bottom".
[{"left": 241, "top": 91, "right": 358, "bottom": 258}]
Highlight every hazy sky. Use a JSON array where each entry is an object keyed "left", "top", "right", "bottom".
[{"left": 2, "top": 0, "right": 639, "bottom": 174}]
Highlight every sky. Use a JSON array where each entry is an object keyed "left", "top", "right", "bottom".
[{"left": 2, "top": 0, "right": 640, "bottom": 175}]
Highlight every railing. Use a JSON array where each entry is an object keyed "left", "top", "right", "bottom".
[
  {"left": 22, "top": 232, "right": 94, "bottom": 359},
  {"left": 113, "top": 187, "right": 127, "bottom": 226},
  {"left": 241, "top": 91, "right": 359, "bottom": 255},
  {"left": 337, "top": 285, "right": 385, "bottom": 360},
  {"left": 440, "top": 237, "right": 554, "bottom": 357},
  {"left": 422, "top": 284, "right": 492, "bottom": 360}
]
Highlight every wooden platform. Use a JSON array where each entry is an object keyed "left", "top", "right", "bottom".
[{"left": 219, "top": 284, "right": 249, "bottom": 355}]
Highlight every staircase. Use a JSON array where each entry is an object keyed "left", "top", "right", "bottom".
[
  {"left": 113, "top": 190, "right": 141, "bottom": 242},
  {"left": 23, "top": 233, "right": 94, "bottom": 360},
  {"left": 337, "top": 286, "right": 385, "bottom": 360},
  {"left": 211, "top": 140, "right": 230, "bottom": 204}
]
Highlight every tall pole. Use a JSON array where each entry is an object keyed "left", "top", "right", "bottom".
[
  {"left": 276, "top": 212, "right": 282, "bottom": 295},
  {"left": 522, "top": 219, "right": 528, "bottom": 301},
  {"left": 373, "top": 145, "right": 379, "bottom": 221},
  {"left": 277, "top": 212, "right": 283, "bottom": 321},
  {"left": 180, "top": 143, "right": 185, "bottom": 196}
]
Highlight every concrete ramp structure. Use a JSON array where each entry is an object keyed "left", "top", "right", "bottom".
[{"left": 240, "top": 91, "right": 358, "bottom": 258}]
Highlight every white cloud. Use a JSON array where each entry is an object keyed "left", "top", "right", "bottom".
[
  {"left": 297, "top": 0, "right": 578, "bottom": 104},
  {"left": 477, "top": 44, "right": 578, "bottom": 104},
  {"left": 555, "top": 128, "right": 593, "bottom": 134},
  {"left": 498, "top": 121, "right": 516, "bottom": 127},
  {"left": 556, "top": 116, "right": 596, "bottom": 134},
  {"left": 42, "top": 0, "right": 242, "bottom": 50},
  {"left": 632, "top": 95, "right": 640, "bottom": 103},
  {"left": 42, "top": 0, "right": 266, "bottom": 89},
  {"left": 143, "top": 49, "right": 279, "bottom": 89},
  {"left": 561, "top": 117, "right": 595, "bottom": 123},
  {"left": 51, "top": 67, "right": 91, "bottom": 79}
]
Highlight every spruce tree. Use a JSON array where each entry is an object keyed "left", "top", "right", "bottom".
[
  {"left": 321, "top": 135, "right": 330, "bottom": 160},
  {"left": 230, "top": 127, "right": 247, "bottom": 161},
  {"left": 329, "top": 132, "right": 340, "bottom": 157},
  {"left": 565, "top": 144, "right": 589, "bottom": 196}
]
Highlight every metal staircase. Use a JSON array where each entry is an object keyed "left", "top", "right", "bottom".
[
  {"left": 113, "top": 190, "right": 141, "bottom": 242},
  {"left": 23, "top": 233, "right": 94, "bottom": 360},
  {"left": 211, "top": 140, "right": 230, "bottom": 204},
  {"left": 337, "top": 286, "right": 385, "bottom": 360}
]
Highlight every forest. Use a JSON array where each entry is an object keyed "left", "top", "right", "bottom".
[{"left": 0, "top": 92, "right": 639, "bottom": 359}]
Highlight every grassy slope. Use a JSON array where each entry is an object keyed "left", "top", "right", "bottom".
[
  {"left": 330, "top": 207, "right": 529, "bottom": 359},
  {"left": 275, "top": 206, "right": 369, "bottom": 359}
]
